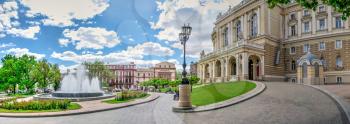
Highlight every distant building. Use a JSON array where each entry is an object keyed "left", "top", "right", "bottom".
[
  {"left": 105, "top": 62, "right": 136, "bottom": 89},
  {"left": 134, "top": 62, "right": 176, "bottom": 84},
  {"left": 154, "top": 62, "right": 176, "bottom": 81},
  {"left": 134, "top": 68, "right": 155, "bottom": 84},
  {"left": 190, "top": 62, "right": 198, "bottom": 76}
]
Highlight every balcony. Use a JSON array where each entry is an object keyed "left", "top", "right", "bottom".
[{"left": 200, "top": 40, "right": 264, "bottom": 61}]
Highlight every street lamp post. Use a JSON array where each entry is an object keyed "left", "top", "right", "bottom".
[{"left": 173, "top": 24, "right": 193, "bottom": 111}]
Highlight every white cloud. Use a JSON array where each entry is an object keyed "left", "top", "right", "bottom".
[
  {"left": 0, "top": 42, "right": 16, "bottom": 48},
  {"left": 51, "top": 42, "right": 175, "bottom": 65},
  {"left": 20, "top": 0, "right": 110, "bottom": 27},
  {"left": 58, "top": 38, "right": 72, "bottom": 47},
  {"left": 5, "top": 48, "right": 45, "bottom": 59},
  {"left": 61, "top": 27, "right": 121, "bottom": 50},
  {"left": 0, "top": 1, "right": 40, "bottom": 39},
  {"left": 151, "top": 0, "right": 239, "bottom": 58},
  {"left": 7, "top": 26, "right": 40, "bottom": 39}
]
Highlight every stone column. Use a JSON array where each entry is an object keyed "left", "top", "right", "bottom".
[
  {"left": 212, "top": 61, "right": 215, "bottom": 79},
  {"left": 261, "top": 55, "right": 265, "bottom": 79},
  {"left": 327, "top": 7, "right": 332, "bottom": 32},
  {"left": 221, "top": 59, "right": 225, "bottom": 82},
  {"left": 257, "top": 7, "right": 260, "bottom": 35},
  {"left": 253, "top": 61, "right": 257, "bottom": 80},
  {"left": 225, "top": 57, "right": 230, "bottom": 81},
  {"left": 243, "top": 13, "right": 248, "bottom": 39},
  {"left": 235, "top": 54, "right": 240, "bottom": 80},
  {"left": 312, "top": 11, "right": 316, "bottom": 34},
  {"left": 297, "top": 11, "right": 302, "bottom": 37},
  {"left": 242, "top": 53, "right": 249, "bottom": 80}
]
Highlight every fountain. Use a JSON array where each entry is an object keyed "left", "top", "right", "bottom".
[{"left": 35, "top": 65, "right": 114, "bottom": 102}]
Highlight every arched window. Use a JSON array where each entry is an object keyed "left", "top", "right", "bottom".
[
  {"left": 336, "top": 56, "right": 343, "bottom": 68},
  {"left": 314, "top": 63, "right": 319, "bottom": 77},
  {"left": 291, "top": 60, "right": 296, "bottom": 71},
  {"left": 302, "top": 63, "right": 308, "bottom": 78},
  {"left": 236, "top": 20, "right": 241, "bottom": 40},
  {"left": 250, "top": 13, "right": 257, "bottom": 37}
]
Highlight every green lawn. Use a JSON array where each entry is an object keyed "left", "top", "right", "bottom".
[
  {"left": 102, "top": 94, "right": 150, "bottom": 104},
  {"left": 0, "top": 103, "right": 81, "bottom": 113},
  {"left": 191, "top": 81, "right": 256, "bottom": 106}
]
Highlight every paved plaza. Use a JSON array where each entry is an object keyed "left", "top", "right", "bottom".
[{"left": 0, "top": 82, "right": 346, "bottom": 124}]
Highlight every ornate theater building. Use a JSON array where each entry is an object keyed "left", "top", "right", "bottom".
[{"left": 198, "top": 0, "right": 350, "bottom": 84}]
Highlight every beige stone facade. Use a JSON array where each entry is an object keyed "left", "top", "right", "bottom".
[
  {"left": 134, "top": 62, "right": 176, "bottom": 83},
  {"left": 198, "top": 0, "right": 350, "bottom": 84}
]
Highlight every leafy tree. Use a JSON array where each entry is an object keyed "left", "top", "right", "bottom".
[
  {"left": 189, "top": 75, "right": 200, "bottom": 85},
  {"left": 49, "top": 64, "right": 61, "bottom": 91},
  {"left": 31, "top": 59, "right": 51, "bottom": 90},
  {"left": 267, "top": 0, "right": 350, "bottom": 19},
  {"left": 84, "top": 61, "right": 114, "bottom": 86}
]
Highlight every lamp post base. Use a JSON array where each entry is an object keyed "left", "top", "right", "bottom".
[{"left": 172, "top": 84, "right": 193, "bottom": 112}]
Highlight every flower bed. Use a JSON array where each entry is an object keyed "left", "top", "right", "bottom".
[{"left": 0, "top": 99, "right": 81, "bottom": 112}]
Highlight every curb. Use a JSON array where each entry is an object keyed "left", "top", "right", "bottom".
[
  {"left": 0, "top": 93, "right": 160, "bottom": 118},
  {"left": 174, "top": 81, "right": 266, "bottom": 113},
  {"left": 303, "top": 84, "right": 350, "bottom": 124}
]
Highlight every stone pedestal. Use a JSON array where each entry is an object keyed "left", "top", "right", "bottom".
[{"left": 173, "top": 84, "right": 193, "bottom": 111}]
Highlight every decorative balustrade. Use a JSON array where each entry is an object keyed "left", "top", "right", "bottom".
[{"left": 200, "top": 41, "right": 264, "bottom": 61}]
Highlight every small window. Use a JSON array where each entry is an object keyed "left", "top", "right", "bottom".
[
  {"left": 337, "top": 77, "right": 342, "bottom": 83},
  {"left": 304, "top": 9, "right": 309, "bottom": 16},
  {"left": 303, "top": 44, "right": 310, "bottom": 52},
  {"left": 290, "top": 13, "right": 296, "bottom": 20},
  {"left": 291, "top": 78, "right": 296, "bottom": 83},
  {"left": 319, "top": 5, "right": 325, "bottom": 12},
  {"left": 290, "top": 47, "right": 296, "bottom": 54},
  {"left": 335, "top": 17, "right": 342, "bottom": 28},
  {"left": 335, "top": 40, "right": 342, "bottom": 49},
  {"left": 291, "top": 25, "right": 296, "bottom": 36},
  {"left": 291, "top": 60, "right": 296, "bottom": 71},
  {"left": 336, "top": 56, "right": 343, "bottom": 68},
  {"left": 304, "top": 21, "right": 310, "bottom": 32},
  {"left": 319, "top": 19, "right": 326, "bottom": 30},
  {"left": 319, "top": 42, "right": 325, "bottom": 50}
]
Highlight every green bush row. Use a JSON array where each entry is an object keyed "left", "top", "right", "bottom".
[
  {"left": 1, "top": 100, "right": 71, "bottom": 110},
  {"left": 116, "top": 91, "right": 147, "bottom": 101}
]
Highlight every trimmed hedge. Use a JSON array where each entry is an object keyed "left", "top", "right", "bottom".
[
  {"left": 116, "top": 91, "right": 147, "bottom": 101},
  {"left": 1, "top": 100, "right": 71, "bottom": 110}
]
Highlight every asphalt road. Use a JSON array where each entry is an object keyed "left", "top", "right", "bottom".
[{"left": 0, "top": 82, "right": 345, "bottom": 124}]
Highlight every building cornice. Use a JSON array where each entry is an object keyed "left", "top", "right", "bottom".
[{"left": 283, "top": 31, "right": 350, "bottom": 44}]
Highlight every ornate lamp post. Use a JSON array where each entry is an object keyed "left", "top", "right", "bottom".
[{"left": 173, "top": 24, "right": 193, "bottom": 111}]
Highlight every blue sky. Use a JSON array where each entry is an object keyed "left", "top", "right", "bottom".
[{"left": 0, "top": 0, "right": 236, "bottom": 70}]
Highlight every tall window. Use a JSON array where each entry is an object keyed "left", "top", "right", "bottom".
[
  {"left": 319, "top": 19, "right": 326, "bottom": 30},
  {"left": 291, "top": 60, "right": 296, "bottom": 71},
  {"left": 319, "top": 5, "right": 325, "bottom": 12},
  {"left": 290, "top": 47, "right": 296, "bottom": 54},
  {"left": 304, "top": 21, "right": 310, "bottom": 32},
  {"left": 236, "top": 21, "right": 242, "bottom": 40},
  {"left": 335, "top": 17, "right": 342, "bottom": 28},
  {"left": 291, "top": 25, "right": 296, "bottom": 36},
  {"left": 304, "top": 9, "right": 310, "bottom": 16},
  {"left": 335, "top": 40, "right": 342, "bottom": 49},
  {"left": 303, "top": 44, "right": 310, "bottom": 52},
  {"left": 223, "top": 27, "right": 228, "bottom": 46},
  {"left": 319, "top": 41, "right": 325, "bottom": 50},
  {"left": 336, "top": 56, "right": 343, "bottom": 68},
  {"left": 250, "top": 14, "right": 257, "bottom": 37}
]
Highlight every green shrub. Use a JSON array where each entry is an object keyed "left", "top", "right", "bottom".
[
  {"left": 115, "top": 91, "right": 147, "bottom": 101},
  {"left": 1, "top": 100, "right": 71, "bottom": 110}
]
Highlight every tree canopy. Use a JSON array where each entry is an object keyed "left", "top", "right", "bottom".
[
  {"left": 0, "top": 54, "right": 61, "bottom": 94},
  {"left": 267, "top": 0, "right": 350, "bottom": 19}
]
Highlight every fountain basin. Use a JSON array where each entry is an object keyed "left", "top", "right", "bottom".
[{"left": 34, "top": 93, "right": 115, "bottom": 102}]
